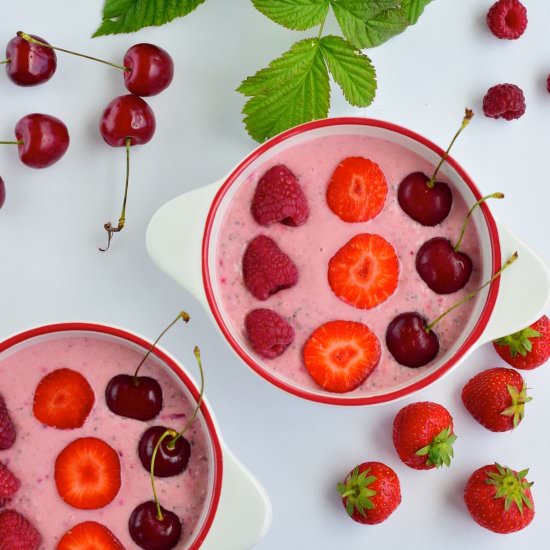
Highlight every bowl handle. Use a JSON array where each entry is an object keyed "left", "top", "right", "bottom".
[
  {"left": 477, "top": 222, "right": 550, "bottom": 345},
  {"left": 202, "top": 446, "right": 272, "bottom": 550},
  {"left": 146, "top": 182, "right": 221, "bottom": 309}
]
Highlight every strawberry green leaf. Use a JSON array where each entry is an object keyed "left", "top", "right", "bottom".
[
  {"left": 252, "top": 0, "right": 330, "bottom": 31},
  {"left": 494, "top": 327, "right": 542, "bottom": 358},
  {"left": 401, "top": 0, "right": 433, "bottom": 24},
  {"left": 330, "top": 0, "right": 409, "bottom": 49},
  {"left": 414, "top": 426, "right": 456, "bottom": 468},
  {"left": 238, "top": 38, "right": 330, "bottom": 142},
  {"left": 93, "top": 0, "right": 206, "bottom": 37},
  {"left": 320, "top": 35, "right": 376, "bottom": 107}
]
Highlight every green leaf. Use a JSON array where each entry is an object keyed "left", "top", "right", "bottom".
[
  {"left": 330, "top": 0, "right": 408, "bottom": 48},
  {"left": 238, "top": 38, "right": 330, "bottom": 142},
  {"left": 252, "top": 0, "right": 330, "bottom": 31},
  {"left": 320, "top": 35, "right": 376, "bottom": 107},
  {"left": 93, "top": 0, "right": 206, "bottom": 37},
  {"left": 401, "top": 0, "right": 433, "bottom": 24}
]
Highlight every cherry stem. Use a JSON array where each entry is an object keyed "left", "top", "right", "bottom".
[
  {"left": 99, "top": 137, "right": 132, "bottom": 252},
  {"left": 149, "top": 346, "right": 205, "bottom": 522},
  {"left": 427, "top": 108, "right": 474, "bottom": 189},
  {"left": 0, "top": 59, "right": 10, "bottom": 65},
  {"left": 425, "top": 252, "right": 518, "bottom": 332},
  {"left": 17, "top": 31, "right": 129, "bottom": 72},
  {"left": 0, "top": 140, "right": 23, "bottom": 145},
  {"left": 132, "top": 311, "right": 191, "bottom": 380},
  {"left": 454, "top": 192, "right": 505, "bottom": 252}
]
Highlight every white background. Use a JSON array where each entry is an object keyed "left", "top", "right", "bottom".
[{"left": 1, "top": 1, "right": 549, "bottom": 549}]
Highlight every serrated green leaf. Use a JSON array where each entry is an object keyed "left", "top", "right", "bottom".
[
  {"left": 93, "top": 0, "right": 206, "bottom": 37},
  {"left": 401, "top": 0, "right": 433, "bottom": 24},
  {"left": 319, "top": 35, "right": 376, "bottom": 107},
  {"left": 239, "top": 38, "right": 330, "bottom": 142},
  {"left": 252, "top": 0, "right": 330, "bottom": 31}
]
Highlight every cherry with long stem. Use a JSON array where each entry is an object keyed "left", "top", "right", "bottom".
[
  {"left": 17, "top": 32, "right": 128, "bottom": 72},
  {"left": 149, "top": 346, "right": 205, "bottom": 521}
]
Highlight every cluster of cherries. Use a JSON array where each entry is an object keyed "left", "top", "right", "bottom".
[
  {"left": 0, "top": 32, "right": 174, "bottom": 250},
  {"left": 386, "top": 109, "right": 512, "bottom": 368}
]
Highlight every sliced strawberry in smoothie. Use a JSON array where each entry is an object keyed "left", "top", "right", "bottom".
[
  {"left": 55, "top": 437, "right": 121, "bottom": 510},
  {"left": 303, "top": 321, "right": 381, "bottom": 393},
  {"left": 328, "top": 233, "right": 399, "bottom": 309},
  {"left": 327, "top": 157, "right": 388, "bottom": 222},
  {"left": 57, "top": 521, "right": 124, "bottom": 550},
  {"left": 33, "top": 368, "right": 95, "bottom": 429}
]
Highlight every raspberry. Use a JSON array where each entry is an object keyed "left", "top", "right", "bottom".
[
  {"left": 245, "top": 309, "right": 295, "bottom": 359},
  {"left": 251, "top": 165, "right": 309, "bottom": 227},
  {"left": 482, "top": 84, "right": 526, "bottom": 120},
  {"left": 0, "top": 394, "right": 15, "bottom": 450},
  {"left": 487, "top": 0, "right": 527, "bottom": 40},
  {"left": 0, "top": 510, "right": 42, "bottom": 550},
  {"left": 242, "top": 235, "right": 298, "bottom": 300},
  {"left": 0, "top": 464, "right": 20, "bottom": 506}
]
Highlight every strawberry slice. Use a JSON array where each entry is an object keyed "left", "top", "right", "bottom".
[
  {"left": 327, "top": 157, "right": 388, "bottom": 222},
  {"left": 33, "top": 368, "right": 95, "bottom": 429},
  {"left": 328, "top": 233, "right": 399, "bottom": 309},
  {"left": 57, "top": 521, "right": 124, "bottom": 550},
  {"left": 55, "top": 437, "right": 121, "bottom": 510},
  {"left": 303, "top": 320, "right": 381, "bottom": 393}
]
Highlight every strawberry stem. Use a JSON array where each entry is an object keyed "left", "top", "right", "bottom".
[
  {"left": 132, "top": 311, "right": 191, "bottom": 380},
  {"left": 427, "top": 108, "right": 473, "bottom": 189},
  {"left": 17, "top": 32, "right": 129, "bottom": 72},
  {"left": 454, "top": 192, "right": 504, "bottom": 252},
  {"left": 425, "top": 252, "right": 518, "bottom": 332}
]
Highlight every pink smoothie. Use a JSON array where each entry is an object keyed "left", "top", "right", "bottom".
[
  {"left": 215, "top": 134, "right": 483, "bottom": 395},
  {"left": 0, "top": 334, "right": 212, "bottom": 548}
]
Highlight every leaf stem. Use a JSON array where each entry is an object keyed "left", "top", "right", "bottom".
[
  {"left": 317, "top": 18, "right": 326, "bottom": 39},
  {"left": 17, "top": 31, "right": 129, "bottom": 71}
]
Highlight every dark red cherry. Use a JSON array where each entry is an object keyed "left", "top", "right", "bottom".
[
  {"left": 105, "top": 374, "right": 163, "bottom": 421},
  {"left": 386, "top": 312, "right": 439, "bottom": 368},
  {"left": 5, "top": 34, "right": 56, "bottom": 86},
  {"left": 124, "top": 44, "right": 174, "bottom": 97},
  {"left": 129, "top": 501, "right": 182, "bottom": 550},
  {"left": 14, "top": 114, "right": 69, "bottom": 168},
  {"left": 0, "top": 177, "right": 5, "bottom": 209},
  {"left": 416, "top": 237, "right": 472, "bottom": 294},
  {"left": 398, "top": 172, "right": 453, "bottom": 226},
  {"left": 138, "top": 426, "right": 191, "bottom": 477},
  {"left": 100, "top": 94, "right": 156, "bottom": 147}
]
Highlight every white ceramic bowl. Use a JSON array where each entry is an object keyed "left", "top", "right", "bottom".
[
  {"left": 0, "top": 322, "right": 271, "bottom": 550},
  {"left": 147, "top": 118, "right": 550, "bottom": 406}
]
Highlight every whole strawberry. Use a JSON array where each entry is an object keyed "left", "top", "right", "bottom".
[
  {"left": 462, "top": 367, "right": 530, "bottom": 432},
  {"left": 0, "top": 394, "right": 16, "bottom": 450},
  {"left": 0, "top": 510, "right": 42, "bottom": 550},
  {"left": 337, "top": 462, "right": 401, "bottom": 524},
  {"left": 464, "top": 463, "right": 534, "bottom": 534},
  {"left": 0, "top": 463, "right": 20, "bottom": 507},
  {"left": 392, "top": 401, "right": 456, "bottom": 469},
  {"left": 493, "top": 315, "right": 550, "bottom": 370}
]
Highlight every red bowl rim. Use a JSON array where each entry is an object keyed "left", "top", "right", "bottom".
[
  {"left": 0, "top": 322, "right": 223, "bottom": 549},
  {"left": 202, "top": 117, "right": 502, "bottom": 406}
]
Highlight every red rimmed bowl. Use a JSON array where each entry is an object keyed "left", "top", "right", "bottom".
[
  {"left": 0, "top": 322, "right": 271, "bottom": 549},
  {"left": 147, "top": 118, "right": 550, "bottom": 406}
]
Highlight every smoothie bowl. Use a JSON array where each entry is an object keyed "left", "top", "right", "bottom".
[
  {"left": 147, "top": 118, "right": 550, "bottom": 406},
  {"left": 0, "top": 323, "right": 270, "bottom": 549}
]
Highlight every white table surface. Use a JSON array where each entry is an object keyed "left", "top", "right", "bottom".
[{"left": 1, "top": 1, "right": 549, "bottom": 549}]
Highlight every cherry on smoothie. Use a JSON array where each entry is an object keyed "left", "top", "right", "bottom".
[
  {"left": 129, "top": 501, "right": 182, "bottom": 550},
  {"left": 16, "top": 33, "right": 174, "bottom": 96},
  {"left": 398, "top": 109, "right": 473, "bottom": 226},
  {"left": 4, "top": 34, "right": 56, "bottom": 86},
  {"left": 386, "top": 253, "right": 518, "bottom": 368},
  {"left": 138, "top": 426, "right": 191, "bottom": 477},
  {"left": 0, "top": 114, "right": 69, "bottom": 169},
  {"left": 105, "top": 312, "right": 189, "bottom": 420},
  {"left": 0, "top": 177, "right": 5, "bottom": 209},
  {"left": 99, "top": 93, "right": 156, "bottom": 250},
  {"left": 416, "top": 192, "right": 504, "bottom": 294}
]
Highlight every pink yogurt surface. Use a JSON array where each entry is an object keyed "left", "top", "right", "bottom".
[
  {"left": 0, "top": 334, "right": 211, "bottom": 549},
  {"left": 215, "top": 134, "right": 483, "bottom": 395}
]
